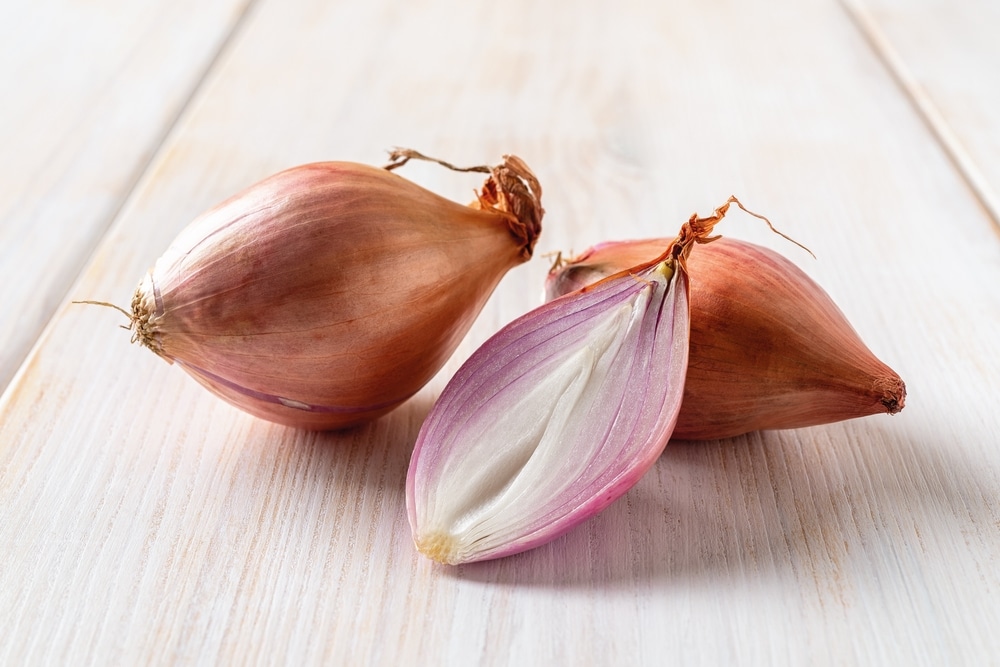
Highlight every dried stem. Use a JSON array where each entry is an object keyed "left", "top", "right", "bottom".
[
  {"left": 384, "top": 148, "right": 544, "bottom": 259},
  {"left": 685, "top": 196, "right": 816, "bottom": 260},
  {"left": 383, "top": 148, "right": 491, "bottom": 174},
  {"left": 543, "top": 250, "right": 566, "bottom": 274},
  {"left": 72, "top": 300, "right": 136, "bottom": 333}
]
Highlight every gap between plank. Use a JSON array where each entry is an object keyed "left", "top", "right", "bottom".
[
  {"left": 81, "top": 0, "right": 264, "bottom": 261},
  {"left": 838, "top": 0, "right": 1000, "bottom": 240},
  {"left": 0, "top": 0, "right": 263, "bottom": 408}
]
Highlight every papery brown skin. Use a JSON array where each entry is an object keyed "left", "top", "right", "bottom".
[
  {"left": 546, "top": 237, "right": 905, "bottom": 440},
  {"left": 130, "top": 159, "right": 542, "bottom": 429}
]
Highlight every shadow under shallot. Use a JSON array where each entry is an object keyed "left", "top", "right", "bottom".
[
  {"left": 249, "top": 382, "right": 997, "bottom": 597},
  {"left": 308, "top": 392, "right": 435, "bottom": 453},
  {"left": 300, "top": 392, "right": 435, "bottom": 496},
  {"left": 209, "top": 393, "right": 433, "bottom": 591},
  {"left": 450, "top": 421, "right": 998, "bottom": 591}
]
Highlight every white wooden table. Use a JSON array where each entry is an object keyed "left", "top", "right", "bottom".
[{"left": 2, "top": 0, "right": 999, "bottom": 664}]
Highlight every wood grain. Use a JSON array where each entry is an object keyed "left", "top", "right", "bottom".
[
  {"left": 0, "top": 0, "right": 251, "bottom": 391},
  {"left": 2, "top": 0, "right": 999, "bottom": 665}
]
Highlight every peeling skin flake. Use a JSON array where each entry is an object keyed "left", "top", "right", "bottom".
[{"left": 407, "top": 261, "right": 689, "bottom": 565}]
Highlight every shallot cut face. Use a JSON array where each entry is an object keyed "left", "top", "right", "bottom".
[{"left": 406, "top": 260, "right": 689, "bottom": 564}]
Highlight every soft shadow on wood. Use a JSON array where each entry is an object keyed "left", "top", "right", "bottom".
[
  {"left": 451, "top": 422, "right": 990, "bottom": 589},
  {"left": 266, "top": 395, "right": 435, "bottom": 525},
  {"left": 305, "top": 392, "right": 434, "bottom": 454}
]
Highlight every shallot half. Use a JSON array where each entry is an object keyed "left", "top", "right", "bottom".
[
  {"left": 86, "top": 151, "right": 543, "bottom": 429},
  {"left": 406, "top": 198, "right": 769, "bottom": 565}
]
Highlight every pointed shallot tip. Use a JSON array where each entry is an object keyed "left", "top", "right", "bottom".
[
  {"left": 415, "top": 532, "right": 460, "bottom": 565},
  {"left": 876, "top": 376, "right": 907, "bottom": 414}
]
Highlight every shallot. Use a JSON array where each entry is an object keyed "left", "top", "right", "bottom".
[
  {"left": 86, "top": 151, "right": 543, "bottom": 429},
  {"left": 546, "top": 235, "right": 905, "bottom": 439}
]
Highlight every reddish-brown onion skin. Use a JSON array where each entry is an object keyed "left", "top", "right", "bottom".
[
  {"left": 136, "top": 162, "right": 538, "bottom": 429},
  {"left": 546, "top": 237, "right": 905, "bottom": 440}
]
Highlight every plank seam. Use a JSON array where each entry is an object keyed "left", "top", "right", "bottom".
[
  {"left": 838, "top": 0, "right": 1000, "bottom": 239},
  {"left": 0, "top": 0, "right": 263, "bottom": 409}
]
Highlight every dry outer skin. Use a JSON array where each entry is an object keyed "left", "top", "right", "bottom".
[
  {"left": 130, "top": 159, "right": 542, "bottom": 429},
  {"left": 546, "top": 237, "right": 905, "bottom": 440}
]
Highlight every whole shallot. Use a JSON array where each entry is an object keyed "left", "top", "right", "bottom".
[
  {"left": 546, "top": 224, "right": 905, "bottom": 439},
  {"left": 85, "top": 150, "right": 543, "bottom": 429}
]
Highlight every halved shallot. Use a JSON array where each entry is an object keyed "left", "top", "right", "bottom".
[{"left": 406, "top": 198, "right": 764, "bottom": 564}]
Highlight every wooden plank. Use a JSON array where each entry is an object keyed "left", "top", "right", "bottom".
[
  {"left": 0, "top": 0, "right": 251, "bottom": 392},
  {"left": 2, "top": 0, "right": 999, "bottom": 665},
  {"left": 840, "top": 0, "right": 1000, "bottom": 231}
]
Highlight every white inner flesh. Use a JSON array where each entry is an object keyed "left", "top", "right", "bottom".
[{"left": 426, "top": 283, "right": 657, "bottom": 558}]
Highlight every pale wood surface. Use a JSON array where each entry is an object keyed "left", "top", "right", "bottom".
[
  {"left": 2, "top": 1, "right": 999, "bottom": 665},
  {"left": 0, "top": 0, "right": 251, "bottom": 390}
]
